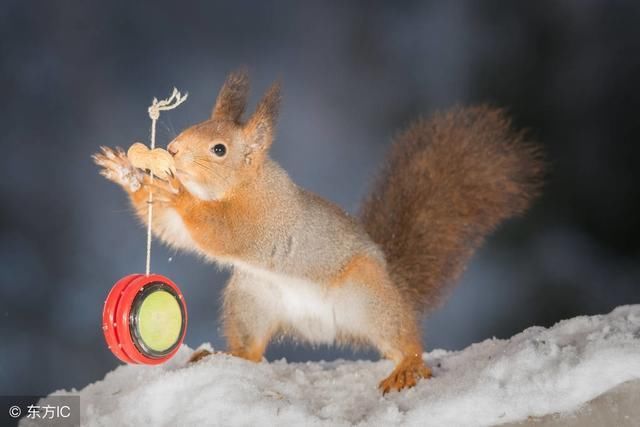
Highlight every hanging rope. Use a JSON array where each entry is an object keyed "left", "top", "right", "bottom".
[{"left": 145, "top": 88, "right": 188, "bottom": 276}]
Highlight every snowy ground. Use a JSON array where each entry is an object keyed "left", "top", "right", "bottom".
[{"left": 29, "top": 305, "right": 640, "bottom": 426}]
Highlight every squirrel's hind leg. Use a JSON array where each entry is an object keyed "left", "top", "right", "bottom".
[
  {"left": 371, "top": 302, "right": 432, "bottom": 393},
  {"left": 190, "top": 272, "right": 276, "bottom": 364},
  {"left": 332, "top": 255, "right": 432, "bottom": 393},
  {"left": 220, "top": 272, "right": 278, "bottom": 363}
]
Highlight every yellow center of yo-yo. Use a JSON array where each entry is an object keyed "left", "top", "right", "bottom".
[{"left": 137, "top": 290, "right": 182, "bottom": 353}]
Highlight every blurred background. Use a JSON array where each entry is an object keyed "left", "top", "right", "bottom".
[{"left": 1, "top": 0, "right": 639, "bottom": 395}]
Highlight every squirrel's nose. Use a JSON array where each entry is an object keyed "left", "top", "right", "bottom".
[{"left": 167, "top": 141, "right": 179, "bottom": 156}]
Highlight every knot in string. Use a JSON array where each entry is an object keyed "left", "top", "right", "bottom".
[
  {"left": 148, "top": 107, "right": 160, "bottom": 121},
  {"left": 147, "top": 88, "right": 188, "bottom": 134}
]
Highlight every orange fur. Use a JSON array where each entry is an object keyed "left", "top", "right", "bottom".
[
  {"left": 329, "top": 254, "right": 382, "bottom": 287},
  {"left": 226, "top": 326, "right": 272, "bottom": 362}
]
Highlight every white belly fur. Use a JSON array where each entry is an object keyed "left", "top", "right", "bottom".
[
  {"left": 233, "top": 261, "right": 368, "bottom": 344},
  {"left": 157, "top": 209, "right": 201, "bottom": 253}
]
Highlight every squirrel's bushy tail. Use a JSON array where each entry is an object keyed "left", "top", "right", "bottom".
[{"left": 360, "top": 106, "right": 543, "bottom": 312}]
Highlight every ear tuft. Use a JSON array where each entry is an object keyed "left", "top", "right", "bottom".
[
  {"left": 244, "top": 81, "right": 281, "bottom": 155},
  {"left": 211, "top": 69, "right": 250, "bottom": 122}
]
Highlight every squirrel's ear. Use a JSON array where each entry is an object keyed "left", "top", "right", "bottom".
[
  {"left": 211, "top": 69, "right": 250, "bottom": 122},
  {"left": 243, "top": 81, "right": 281, "bottom": 157}
]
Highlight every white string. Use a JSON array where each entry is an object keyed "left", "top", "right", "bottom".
[{"left": 145, "top": 88, "right": 188, "bottom": 276}]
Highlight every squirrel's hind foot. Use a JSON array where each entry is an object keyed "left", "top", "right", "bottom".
[
  {"left": 379, "top": 356, "right": 432, "bottom": 394},
  {"left": 187, "top": 348, "right": 237, "bottom": 364},
  {"left": 187, "top": 348, "right": 213, "bottom": 364}
]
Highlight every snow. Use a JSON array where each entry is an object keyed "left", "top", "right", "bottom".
[
  {"left": 503, "top": 380, "right": 640, "bottom": 426},
  {"left": 32, "top": 305, "right": 640, "bottom": 426}
]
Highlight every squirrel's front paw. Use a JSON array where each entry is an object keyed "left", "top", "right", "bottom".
[
  {"left": 93, "top": 146, "right": 143, "bottom": 192},
  {"left": 139, "top": 172, "right": 182, "bottom": 205}
]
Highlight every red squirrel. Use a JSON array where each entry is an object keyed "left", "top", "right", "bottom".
[{"left": 94, "top": 71, "right": 543, "bottom": 393}]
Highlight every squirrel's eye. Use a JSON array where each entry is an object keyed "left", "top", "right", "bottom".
[{"left": 212, "top": 144, "right": 226, "bottom": 157}]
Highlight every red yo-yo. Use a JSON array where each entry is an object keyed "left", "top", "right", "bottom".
[{"left": 102, "top": 273, "right": 187, "bottom": 364}]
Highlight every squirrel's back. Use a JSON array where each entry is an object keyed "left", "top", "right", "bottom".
[
  {"left": 240, "top": 158, "right": 379, "bottom": 280},
  {"left": 360, "top": 106, "right": 544, "bottom": 312}
]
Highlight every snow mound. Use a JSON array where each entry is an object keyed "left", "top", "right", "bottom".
[{"left": 40, "top": 306, "right": 640, "bottom": 426}]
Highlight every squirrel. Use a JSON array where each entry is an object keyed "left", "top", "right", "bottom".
[{"left": 94, "top": 70, "right": 543, "bottom": 393}]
